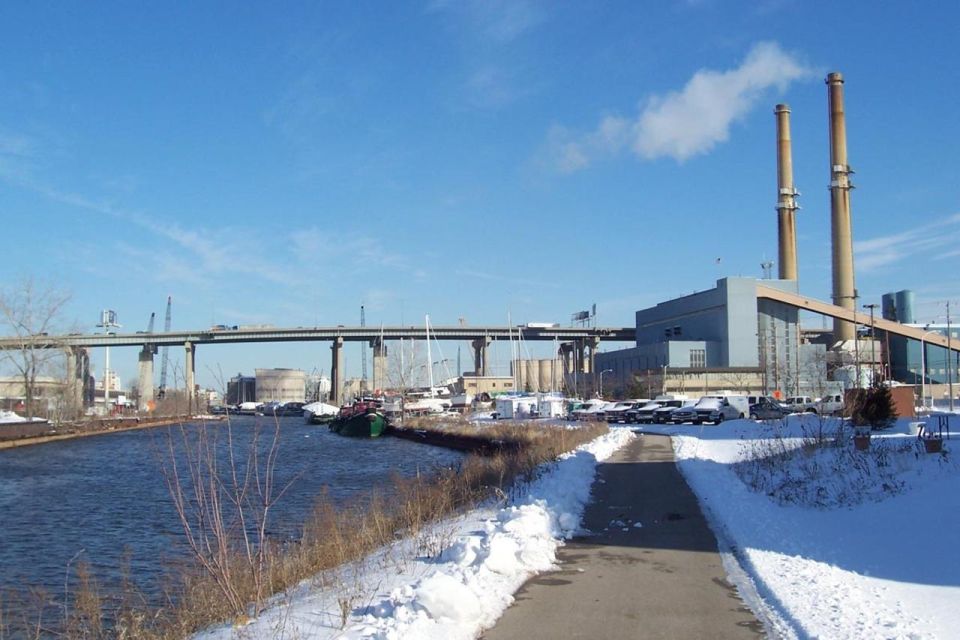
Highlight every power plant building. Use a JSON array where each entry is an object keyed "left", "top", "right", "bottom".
[
  {"left": 596, "top": 277, "right": 828, "bottom": 397},
  {"left": 883, "top": 290, "right": 960, "bottom": 386}
]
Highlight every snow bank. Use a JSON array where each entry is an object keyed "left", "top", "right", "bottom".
[
  {"left": 195, "top": 427, "right": 634, "bottom": 639},
  {"left": 643, "top": 415, "right": 960, "bottom": 639}
]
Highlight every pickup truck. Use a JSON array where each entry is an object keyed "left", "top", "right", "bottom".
[{"left": 672, "top": 397, "right": 745, "bottom": 425}]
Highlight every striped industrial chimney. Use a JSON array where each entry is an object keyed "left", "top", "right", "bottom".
[
  {"left": 775, "top": 104, "right": 798, "bottom": 280},
  {"left": 826, "top": 72, "right": 856, "bottom": 342}
]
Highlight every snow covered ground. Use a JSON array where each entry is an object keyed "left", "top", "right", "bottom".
[
  {"left": 196, "top": 427, "right": 635, "bottom": 640},
  {"left": 197, "top": 414, "right": 959, "bottom": 639},
  {"left": 645, "top": 414, "right": 960, "bottom": 640}
]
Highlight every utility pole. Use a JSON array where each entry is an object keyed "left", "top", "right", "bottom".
[
  {"left": 864, "top": 303, "right": 878, "bottom": 385},
  {"left": 948, "top": 301, "right": 954, "bottom": 413}
]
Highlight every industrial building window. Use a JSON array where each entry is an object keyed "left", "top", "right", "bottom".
[{"left": 691, "top": 349, "right": 706, "bottom": 368}]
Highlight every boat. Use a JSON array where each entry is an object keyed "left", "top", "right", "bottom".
[
  {"left": 303, "top": 401, "right": 339, "bottom": 424},
  {"left": 328, "top": 398, "right": 387, "bottom": 437},
  {"left": 260, "top": 401, "right": 306, "bottom": 417}
]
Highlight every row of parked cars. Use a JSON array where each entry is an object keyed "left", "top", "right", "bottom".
[{"left": 571, "top": 392, "right": 845, "bottom": 426}]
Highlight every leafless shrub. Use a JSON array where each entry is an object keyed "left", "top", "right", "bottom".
[
  {"left": 734, "top": 420, "right": 913, "bottom": 508},
  {"left": 158, "top": 413, "right": 297, "bottom": 626}
]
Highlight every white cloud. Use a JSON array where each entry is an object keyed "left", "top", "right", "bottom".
[
  {"left": 854, "top": 213, "right": 960, "bottom": 271},
  {"left": 547, "top": 41, "right": 814, "bottom": 171}
]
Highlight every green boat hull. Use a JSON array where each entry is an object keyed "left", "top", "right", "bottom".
[{"left": 330, "top": 411, "right": 386, "bottom": 437}]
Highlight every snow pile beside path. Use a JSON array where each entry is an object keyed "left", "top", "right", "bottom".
[
  {"left": 196, "top": 427, "right": 634, "bottom": 640},
  {"left": 0, "top": 410, "right": 30, "bottom": 424},
  {"left": 643, "top": 415, "right": 960, "bottom": 639}
]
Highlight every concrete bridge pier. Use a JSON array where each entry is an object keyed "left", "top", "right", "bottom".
[
  {"left": 371, "top": 338, "right": 387, "bottom": 392},
  {"left": 575, "top": 339, "right": 588, "bottom": 374},
  {"left": 586, "top": 336, "right": 600, "bottom": 375},
  {"left": 184, "top": 341, "right": 195, "bottom": 413},
  {"left": 137, "top": 346, "right": 155, "bottom": 411},
  {"left": 472, "top": 336, "right": 491, "bottom": 376},
  {"left": 330, "top": 337, "right": 344, "bottom": 406},
  {"left": 559, "top": 342, "right": 574, "bottom": 375},
  {"left": 64, "top": 347, "right": 88, "bottom": 417}
]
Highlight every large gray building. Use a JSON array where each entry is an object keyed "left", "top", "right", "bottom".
[{"left": 597, "top": 277, "right": 827, "bottom": 398}]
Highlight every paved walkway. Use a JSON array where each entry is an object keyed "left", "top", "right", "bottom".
[{"left": 482, "top": 433, "right": 763, "bottom": 639}]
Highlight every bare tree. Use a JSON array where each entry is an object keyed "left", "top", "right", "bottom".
[
  {"left": 387, "top": 339, "right": 424, "bottom": 396},
  {"left": 0, "top": 278, "right": 71, "bottom": 419}
]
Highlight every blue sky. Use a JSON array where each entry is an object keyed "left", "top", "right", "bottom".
[{"left": 1, "top": 1, "right": 958, "bottom": 390}]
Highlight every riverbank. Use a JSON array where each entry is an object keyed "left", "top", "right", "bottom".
[
  {"left": 0, "top": 416, "right": 466, "bottom": 637},
  {"left": 195, "top": 425, "right": 633, "bottom": 639},
  {"left": 0, "top": 414, "right": 222, "bottom": 450}
]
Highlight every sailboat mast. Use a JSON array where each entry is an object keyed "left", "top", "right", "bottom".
[{"left": 425, "top": 314, "right": 434, "bottom": 392}]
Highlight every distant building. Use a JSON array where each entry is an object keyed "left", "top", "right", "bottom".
[
  {"left": 305, "top": 374, "right": 331, "bottom": 402},
  {"left": 0, "top": 375, "right": 65, "bottom": 413},
  {"left": 95, "top": 370, "right": 122, "bottom": 393},
  {"left": 455, "top": 375, "right": 515, "bottom": 396},
  {"left": 226, "top": 374, "right": 256, "bottom": 404}
]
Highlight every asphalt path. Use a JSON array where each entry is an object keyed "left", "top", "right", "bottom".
[{"left": 482, "top": 432, "right": 764, "bottom": 639}]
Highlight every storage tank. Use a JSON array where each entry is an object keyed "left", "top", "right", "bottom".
[
  {"left": 895, "top": 290, "right": 915, "bottom": 324},
  {"left": 525, "top": 360, "right": 540, "bottom": 392},
  {"left": 255, "top": 368, "right": 307, "bottom": 403},
  {"left": 881, "top": 293, "right": 897, "bottom": 322},
  {"left": 538, "top": 359, "right": 552, "bottom": 392}
]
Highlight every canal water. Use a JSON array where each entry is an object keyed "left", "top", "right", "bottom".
[{"left": 0, "top": 416, "right": 464, "bottom": 608}]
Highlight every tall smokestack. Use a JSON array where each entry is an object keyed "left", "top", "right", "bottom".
[
  {"left": 775, "top": 104, "right": 798, "bottom": 280},
  {"left": 826, "top": 72, "right": 856, "bottom": 342}
]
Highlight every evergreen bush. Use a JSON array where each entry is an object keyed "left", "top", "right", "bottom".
[{"left": 849, "top": 382, "right": 898, "bottom": 430}]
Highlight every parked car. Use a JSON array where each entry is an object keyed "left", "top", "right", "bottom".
[
  {"left": 693, "top": 397, "right": 746, "bottom": 424},
  {"left": 603, "top": 401, "right": 644, "bottom": 423},
  {"left": 626, "top": 401, "right": 664, "bottom": 424},
  {"left": 669, "top": 403, "right": 700, "bottom": 424},
  {"left": 652, "top": 400, "right": 690, "bottom": 423},
  {"left": 571, "top": 399, "right": 612, "bottom": 421},
  {"left": 749, "top": 398, "right": 786, "bottom": 420}
]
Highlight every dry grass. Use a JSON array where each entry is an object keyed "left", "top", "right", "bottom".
[{"left": 2, "top": 420, "right": 608, "bottom": 638}]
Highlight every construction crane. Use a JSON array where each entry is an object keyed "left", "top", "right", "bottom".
[
  {"left": 143, "top": 311, "right": 158, "bottom": 356},
  {"left": 157, "top": 296, "right": 172, "bottom": 399},
  {"left": 360, "top": 304, "right": 367, "bottom": 392}
]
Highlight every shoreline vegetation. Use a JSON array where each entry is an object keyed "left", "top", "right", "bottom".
[{"left": 0, "top": 416, "right": 608, "bottom": 639}]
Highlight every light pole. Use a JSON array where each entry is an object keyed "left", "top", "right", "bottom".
[
  {"left": 96, "top": 310, "right": 120, "bottom": 412},
  {"left": 920, "top": 326, "right": 937, "bottom": 412},
  {"left": 599, "top": 369, "right": 613, "bottom": 399}
]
